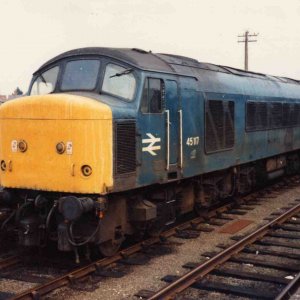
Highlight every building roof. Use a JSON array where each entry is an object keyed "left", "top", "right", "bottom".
[{"left": 0, "top": 95, "right": 7, "bottom": 102}]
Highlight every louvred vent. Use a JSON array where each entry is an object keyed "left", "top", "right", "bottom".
[
  {"left": 205, "top": 100, "right": 235, "bottom": 153},
  {"left": 114, "top": 121, "right": 136, "bottom": 175}
]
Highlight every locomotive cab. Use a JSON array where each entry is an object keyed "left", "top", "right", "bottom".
[
  {"left": 0, "top": 53, "right": 142, "bottom": 256},
  {"left": 0, "top": 58, "right": 136, "bottom": 194}
]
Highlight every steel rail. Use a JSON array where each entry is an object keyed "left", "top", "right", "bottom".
[
  {"left": 0, "top": 255, "right": 20, "bottom": 271},
  {"left": 275, "top": 272, "right": 300, "bottom": 300},
  {"left": 10, "top": 197, "right": 246, "bottom": 300},
  {"left": 148, "top": 202, "right": 300, "bottom": 300}
]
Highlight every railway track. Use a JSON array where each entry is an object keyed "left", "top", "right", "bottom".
[
  {"left": 1, "top": 176, "right": 299, "bottom": 300},
  {"left": 0, "top": 255, "right": 20, "bottom": 271},
  {"left": 136, "top": 200, "right": 300, "bottom": 299}
]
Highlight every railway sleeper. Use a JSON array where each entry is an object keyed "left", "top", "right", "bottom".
[
  {"left": 93, "top": 267, "right": 127, "bottom": 278},
  {"left": 267, "top": 231, "right": 300, "bottom": 240},
  {"left": 185, "top": 254, "right": 300, "bottom": 272},
  {"left": 274, "top": 224, "right": 300, "bottom": 232},
  {"left": 139, "top": 241, "right": 175, "bottom": 255},
  {"left": 215, "top": 212, "right": 234, "bottom": 220},
  {"left": 161, "top": 275, "right": 278, "bottom": 299},
  {"left": 231, "top": 255, "right": 300, "bottom": 272},
  {"left": 226, "top": 244, "right": 300, "bottom": 260},
  {"left": 119, "top": 254, "right": 150, "bottom": 266},
  {"left": 256, "top": 239, "right": 300, "bottom": 249},
  {"left": 212, "top": 267, "right": 290, "bottom": 284},
  {"left": 174, "top": 229, "right": 200, "bottom": 239},
  {"left": 223, "top": 209, "right": 248, "bottom": 215},
  {"left": 287, "top": 219, "right": 300, "bottom": 225},
  {"left": 202, "top": 250, "right": 300, "bottom": 270}
]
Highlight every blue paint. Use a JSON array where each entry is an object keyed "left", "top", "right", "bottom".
[
  {"left": 27, "top": 48, "right": 300, "bottom": 192},
  {"left": 109, "top": 68, "right": 300, "bottom": 190},
  {"left": 78, "top": 58, "right": 300, "bottom": 191}
]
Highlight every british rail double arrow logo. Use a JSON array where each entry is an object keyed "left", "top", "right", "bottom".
[{"left": 142, "top": 133, "right": 161, "bottom": 156}]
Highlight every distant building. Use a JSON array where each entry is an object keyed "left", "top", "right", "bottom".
[
  {"left": 7, "top": 94, "right": 22, "bottom": 100},
  {"left": 6, "top": 87, "right": 24, "bottom": 101},
  {"left": 0, "top": 87, "right": 24, "bottom": 103},
  {"left": 0, "top": 95, "right": 7, "bottom": 103}
]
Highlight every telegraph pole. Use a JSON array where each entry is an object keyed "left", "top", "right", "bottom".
[{"left": 238, "top": 31, "right": 258, "bottom": 71}]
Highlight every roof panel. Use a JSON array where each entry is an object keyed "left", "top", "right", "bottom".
[
  {"left": 34, "top": 47, "right": 300, "bottom": 87},
  {"left": 35, "top": 47, "right": 174, "bottom": 74}
]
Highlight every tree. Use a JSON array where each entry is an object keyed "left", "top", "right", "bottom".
[{"left": 13, "top": 87, "right": 23, "bottom": 95}]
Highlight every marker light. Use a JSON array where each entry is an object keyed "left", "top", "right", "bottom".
[
  {"left": 18, "top": 140, "right": 28, "bottom": 153},
  {"left": 0, "top": 160, "right": 6, "bottom": 171},
  {"left": 56, "top": 142, "right": 66, "bottom": 154},
  {"left": 81, "top": 165, "right": 92, "bottom": 177}
]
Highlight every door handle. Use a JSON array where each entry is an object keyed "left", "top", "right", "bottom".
[
  {"left": 165, "top": 110, "right": 170, "bottom": 171},
  {"left": 179, "top": 109, "right": 183, "bottom": 168}
]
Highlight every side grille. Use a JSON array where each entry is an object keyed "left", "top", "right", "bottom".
[
  {"left": 205, "top": 100, "right": 235, "bottom": 153},
  {"left": 114, "top": 121, "right": 136, "bottom": 175}
]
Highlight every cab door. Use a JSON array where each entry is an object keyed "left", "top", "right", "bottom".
[
  {"left": 165, "top": 80, "right": 180, "bottom": 174},
  {"left": 138, "top": 77, "right": 180, "bottom": 186}
]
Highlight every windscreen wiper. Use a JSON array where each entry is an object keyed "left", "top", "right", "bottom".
[
  {"left": 110, "top": 68, "right": 133, "bottom": 78},
  {"left": 38, "top": 74, "right": 48, "bottom": 86}
]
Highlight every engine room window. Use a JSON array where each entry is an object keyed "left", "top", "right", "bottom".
[
  {"left": 30, "top": 66, "right": 59, "bottom": 95},
  {"left": 283, "top": 103, "right": 293, "bottom": 127},
  {"left": 246, "top": 101, "right": 300, "bottom": 131},
  {"left": 291, "top": 103, "right": 300, "bottom": 126},
  {"left": 141, "top": 78, "right": 164, "bottom": 113},
  {"left": 205, "top": 100, "right": 235, "bottom": 153},
  {"left": 61, "top": 60, "right": 100, "bottom": 91},
  {"left": 102, "top": 64, "right": 136, "bottom": 100}
]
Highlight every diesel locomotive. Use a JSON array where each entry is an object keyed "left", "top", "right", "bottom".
[{"left": 1, "top": 47, "right": 300, "bottom": 257}]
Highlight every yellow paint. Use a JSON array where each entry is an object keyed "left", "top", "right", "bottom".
[{"left": 0, "top": 94, "right": 113, "bottom": 194}]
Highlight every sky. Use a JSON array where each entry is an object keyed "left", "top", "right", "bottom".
[{"left": 1, "top": 0, "right": 300, "bottom": 95}]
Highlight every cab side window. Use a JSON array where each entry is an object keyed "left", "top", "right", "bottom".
[
  {"left": 141, "top": 78, "right": 164, "bottom": 113},
  {"left": 30, "top": 66, "right": 59, "bottom": 95}
]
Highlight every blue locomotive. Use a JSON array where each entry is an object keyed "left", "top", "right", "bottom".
[{"left": 0, "top": 47, "right": 300, "bottom": 256}]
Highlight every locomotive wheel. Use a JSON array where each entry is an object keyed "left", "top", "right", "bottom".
[{"left": 98, "top": 239, "right": 122, "bottom": 257}]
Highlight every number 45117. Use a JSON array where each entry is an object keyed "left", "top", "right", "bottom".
[{"left": 186, "top": 136, "right": 200, "bottom": 146}]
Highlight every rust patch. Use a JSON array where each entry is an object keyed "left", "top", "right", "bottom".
[{"left": 219, "top": 219, "right": 253, "bottom": 234}]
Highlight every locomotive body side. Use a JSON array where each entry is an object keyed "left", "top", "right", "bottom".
[{"left": 134, "top": 68, "right": 300, "bottom": 189}]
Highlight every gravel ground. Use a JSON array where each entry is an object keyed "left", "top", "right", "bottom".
[
  {"left": 40, "top": 183, "right": 300, "bottom": 300},
  {"left": 0, "top": 279, "right": 32, "bottom": 295}
]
